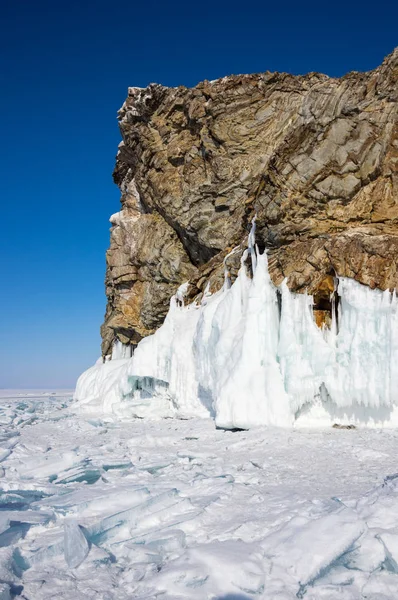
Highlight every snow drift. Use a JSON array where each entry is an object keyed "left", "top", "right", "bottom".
[{"left": 75, "top": 221, "right": 398, "bottom": 428}]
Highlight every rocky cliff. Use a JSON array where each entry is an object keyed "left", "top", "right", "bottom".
[{"left": 101, "top": 49, "right": 398, "bottom": 357}]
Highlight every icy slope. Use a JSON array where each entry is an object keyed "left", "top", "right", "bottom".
[
  {"left": 2, "top": 392, "right": 398, "bottom": 598},
  {"left": 75, "top": 223, "right": 398, "bottom": 428}
]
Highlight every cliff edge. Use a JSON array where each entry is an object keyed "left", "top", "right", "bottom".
[{"left": 101, "top": 49, "right": 398, "bottom": 356}]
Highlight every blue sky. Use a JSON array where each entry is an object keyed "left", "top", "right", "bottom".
[{"left": 1, "top": 0, "right": 397, "bottom": 388}]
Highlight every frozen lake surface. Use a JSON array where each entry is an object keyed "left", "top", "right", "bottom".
[{"left": 1, "top": 390, "right": 398, "bottom": 598}]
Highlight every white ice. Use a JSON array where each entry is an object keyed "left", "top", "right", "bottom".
[
  {"left": 75, "top": 221, "right": 398, "bottom": 429},
  {"left": 64, "top": 520, "right": 89, "bottom": 568},
  {"left": 1, "top": 390, "right": 398, "bottom": 598}
]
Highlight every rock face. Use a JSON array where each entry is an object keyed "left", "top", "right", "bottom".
[{"left": 101, "top": 49, "right": 398, "bottom": 356}]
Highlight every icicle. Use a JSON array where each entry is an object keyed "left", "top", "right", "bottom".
[
  {"left": 175, "top": 281, "right": 189, "bottom": 307},
  {"left": 241, "top": 248, "right": 249, "bottom": 268},
  {"left": 201, "top": 281, "right": 212, "bottom": 306},
  {"left": 248, "top": 215, "right": 257, "bottom": 274},
  {"left": 222, "top": 246, "right": 240, "bottom": 291},
  {"left": 111, "top": 340, "right": 132, "bottom": 360}
]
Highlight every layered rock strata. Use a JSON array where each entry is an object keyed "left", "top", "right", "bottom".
[{"left": 102, "top": 49, "right": 398, "bottom": 356}]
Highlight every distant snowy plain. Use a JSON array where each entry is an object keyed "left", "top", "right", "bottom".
[{"left": 1, "top": 390, "right": 398, "bottom": 598}]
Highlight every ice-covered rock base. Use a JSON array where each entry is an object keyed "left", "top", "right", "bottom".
[
  {"left": 75, "top": 224, "right": 398, "bottom": 429},
  {"left": 2, "top": 390, "right": 398, "bottom": 599}
]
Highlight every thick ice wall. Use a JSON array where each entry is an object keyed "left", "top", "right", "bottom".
[
  {"left": 75, "top": 228, "right": 398, "bottom": 428},
  {"left": 130, "top": 296, "right": 209, "bottom": 417},
  {"left": 278, "top": 280, "right": 334, "bottom": 416},
  {"left": 324, "top": 278, "right": 398, "bottom": 409},
  {"left": 192, "top": 288, "right": 227, "bottom": 416},
  {"left": 214, "top": 252, "right": 291, "bottom": 429},
  {"left": 74, "top": 358, "right": 131, "bottom": 414}
]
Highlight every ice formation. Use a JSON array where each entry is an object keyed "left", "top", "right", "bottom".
[
  {"left": 3, "top": 389, "right": 398, "bottom": 597},
  {"left": 75, "top": 221, "right": 398, "bottom": 428}
]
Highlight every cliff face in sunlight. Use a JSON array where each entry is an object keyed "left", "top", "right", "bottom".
[{"left": 101, "top": 49, "right": 398, "bottom": 356}]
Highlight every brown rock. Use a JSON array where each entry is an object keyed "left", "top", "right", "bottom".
[{"left": 102, "top": 49, "right": 398, "bottom": 355}]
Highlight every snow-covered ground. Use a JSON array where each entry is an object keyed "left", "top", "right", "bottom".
[{"left": 0, "top": 390, "right": 398, "bottom": 598}]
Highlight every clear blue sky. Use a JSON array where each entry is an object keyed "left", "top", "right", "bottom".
[{"left": 1, "top": 0, "right": 396, "bottom": 388}]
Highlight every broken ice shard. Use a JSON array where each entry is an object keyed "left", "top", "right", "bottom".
[{"left": 64, "top": 520, "right": 89, "bottom": 568}]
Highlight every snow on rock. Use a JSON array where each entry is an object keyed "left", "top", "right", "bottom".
[{"left": 75, "top": 221, "right": 398, "bottom": 429}]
